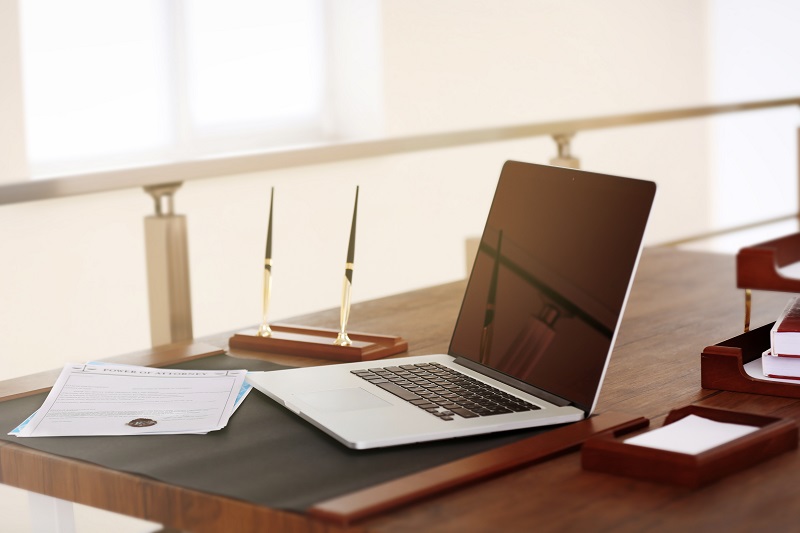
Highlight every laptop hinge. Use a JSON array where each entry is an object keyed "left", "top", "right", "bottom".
[{"left": 452, "top": 357, "right": 578, "bottom": 410}]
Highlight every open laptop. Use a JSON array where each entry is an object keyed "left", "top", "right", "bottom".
[{"left": 246, "top": 161, "right": 656, "bottom": 449}]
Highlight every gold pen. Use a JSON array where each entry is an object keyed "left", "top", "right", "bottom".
[
  {"left": 258, "top": 187, "right": 274, "bottom": 337},
  {"left": 334, "top": 186, "right": 359, "bottom": 346}
]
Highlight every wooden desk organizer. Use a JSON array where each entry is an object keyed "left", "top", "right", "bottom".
[
  {"left": 701, "top": 323, "right": 800, "bottom": 398},
  {"left": 737, "top": 232, "right": 800, "bottom": 330},
  {"left": 229, "top": 323, "right": 408, "bottom": 362},
  {"left": 581, "top": 405, "right": 798, "bottom": 488},
  {"left": 737, "top": 232, "right": 800, "bottom": 292}
]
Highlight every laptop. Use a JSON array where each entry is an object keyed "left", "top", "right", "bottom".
[{"left": 246, "top": 161, "right": 656, "bottom": 449}]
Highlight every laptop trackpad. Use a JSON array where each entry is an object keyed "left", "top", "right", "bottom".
[{"left": 294, "top": 387, "right": 391, "bottom": 413}]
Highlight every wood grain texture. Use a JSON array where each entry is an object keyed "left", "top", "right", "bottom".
[{"left": 3, "top": 248, "right": 800, "bottom": 532}]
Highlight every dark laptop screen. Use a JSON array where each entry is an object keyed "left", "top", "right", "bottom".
[{"left": 448, "top": 161, "right": 656, "bottom": 413}]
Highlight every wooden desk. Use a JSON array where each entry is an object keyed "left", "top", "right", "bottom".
[{"left": 2, "top": 247, "right": 799, "bottom": 532}]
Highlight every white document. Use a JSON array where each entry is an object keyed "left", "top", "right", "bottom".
[
  {"left": 12, "top": 363, "right": 247, "bottom": 437},
  {"left": 624, "top": 414, "right": 759, "bottom": 455},
  {"left": 83, "top": 361, "right": 253, "bottom": 414}
]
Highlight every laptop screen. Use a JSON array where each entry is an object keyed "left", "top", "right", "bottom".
[{"left": 448, "top": 161, "right": 656, "bottom": 413}]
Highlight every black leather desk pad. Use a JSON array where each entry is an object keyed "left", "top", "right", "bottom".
[{"left": 0, "top": 354, "right": 549, "bottom": 512}]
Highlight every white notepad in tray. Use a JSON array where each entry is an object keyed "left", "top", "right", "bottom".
[{"left": 624, "top": 415, "right": 759, "bottom": 455}]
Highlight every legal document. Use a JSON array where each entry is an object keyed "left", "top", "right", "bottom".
[{"left": 11, "top": 363, "right": 249, "bottom": 437}]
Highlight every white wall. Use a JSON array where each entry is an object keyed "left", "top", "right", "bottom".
[
  {"left": 709, "top": 0, "right": 800, "bottom": 228},
  {"left": 0, "top": 0, "right": 28, "bottom": 184},
  {"left": 2, "top": 0, "right": 796, "bottom": 382},
  {"left": 381, "top": 0, "right": 709, "bottom": 134}
]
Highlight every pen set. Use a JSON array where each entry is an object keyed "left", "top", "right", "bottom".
[
  {"left": 228, "top": 186, "right": 406, "bottom": 361},
  {"left": 257, "top": 186, "right": 360, "bottom": 347}
]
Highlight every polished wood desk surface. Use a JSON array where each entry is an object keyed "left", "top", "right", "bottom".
[{"left": 2, "top": 247, "right": 800, "bottom": 532}]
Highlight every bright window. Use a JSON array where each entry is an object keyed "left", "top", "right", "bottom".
[{"left": 19, "top": 0, "right": 326, "bottom": 178}]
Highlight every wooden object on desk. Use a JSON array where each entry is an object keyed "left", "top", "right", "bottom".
[
  {"left": 737, "top": 232, "right": 800, "bottom": 292},
  {"left": 229, "top": 323, "right": 408, "bottom": 362},
  {"left": 582, "top": 405, "right": 798, "bottom": 488},
  {"left": 309, "top": 411, "right": 647, "bottom": 525},
  {"left": 736, "top": 232, "right": 800, "bottom": 331},
  {"left": 701, "top": 322, "right": 800, "bottom": 398}
]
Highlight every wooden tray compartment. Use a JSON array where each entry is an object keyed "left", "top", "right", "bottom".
[
  {"left": 581, "top": 405, "right": 798, "bottom": 488},
  {"left": 700, "top": 322, "right": 800, "bottom": 398},
  {"left": 737, "top": 232, "right": 800, "bottom": 293}
]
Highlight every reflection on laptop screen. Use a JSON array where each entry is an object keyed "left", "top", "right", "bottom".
[{"left": 449, "top": 161, "right": 656, "bottom": 412}]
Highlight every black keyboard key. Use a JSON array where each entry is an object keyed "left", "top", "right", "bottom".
[{"left": 451, "top": 407, "right": 479, "bottom": 418}]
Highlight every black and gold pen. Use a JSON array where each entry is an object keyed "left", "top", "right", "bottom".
[
  {"left": 334, "top": 186, "right": 359, "bottom": 346},
  {"left": 258, "top": 187, "right": 274, "bottom": 337}
]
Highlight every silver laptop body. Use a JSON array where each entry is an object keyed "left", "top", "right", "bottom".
[{"left": 247, "top": 161, "right": 656, "bottom": 449}]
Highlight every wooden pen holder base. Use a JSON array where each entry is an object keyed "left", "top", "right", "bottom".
[{"left": 229, "top": 323, "right": 408, "bottom": 362}]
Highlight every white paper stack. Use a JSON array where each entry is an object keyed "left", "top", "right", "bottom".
[
  {"left": 10, "top": 362, "right": 251, "bottom": 437},
  {"left": 624, "top": 415, "right": 759, "bottom": 455}
]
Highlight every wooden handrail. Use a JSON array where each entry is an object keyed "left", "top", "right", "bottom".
[{"left": 1, "top": 96, "right": 799, "bottom": 206}]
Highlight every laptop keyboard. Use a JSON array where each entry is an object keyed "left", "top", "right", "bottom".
[{"left": 351, "top": 362, "right": 540, "bottom": 421}]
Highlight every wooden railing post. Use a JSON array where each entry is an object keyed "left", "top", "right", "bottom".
[{"left": 143, "top": 183, "right": 193, "bottom": 346}]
